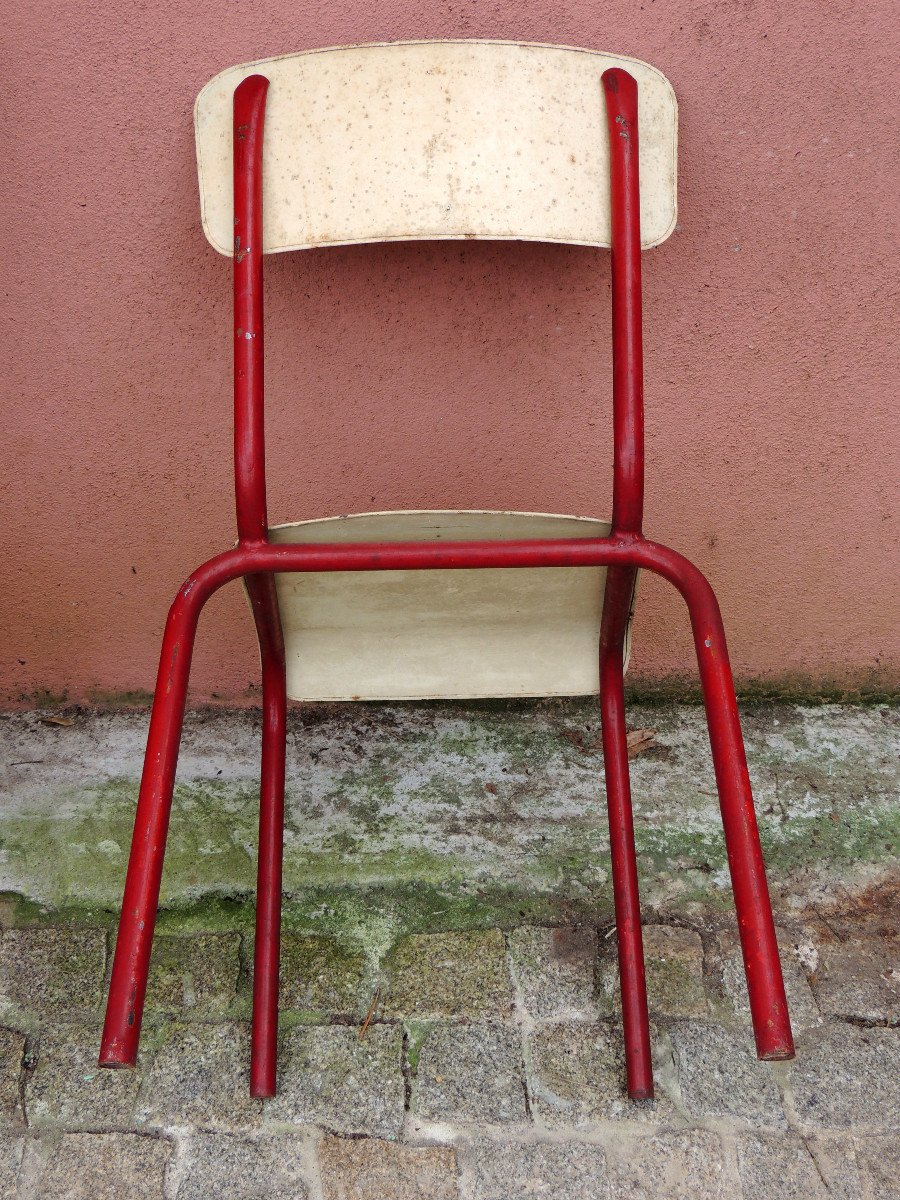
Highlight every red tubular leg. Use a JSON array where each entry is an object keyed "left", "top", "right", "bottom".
[
  {"left": 99, "top": 582, "right": 204, "bottom": 1067},
  {"left": 599, "top": 594, "right": 653, "bottom": 1099},
  {"left": 675, "top": 568, "right": 794, "bottom": 1059},
  {"left": 599, "top": 68, "right": 652, "bottom": 1094},
  {"left": 246, "top": 574, "right": 287, "bottom": 1098}
]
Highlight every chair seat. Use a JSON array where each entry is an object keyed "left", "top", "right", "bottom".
[{"left": 266, "top": 510, "right": 633, "bottom": 701}]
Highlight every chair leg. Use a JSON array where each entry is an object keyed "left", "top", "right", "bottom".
[
  {"left": 99, "top": 585, "right": 203, "bottom": 1067},
  {"left": 680, "top": 568, "right": 794, "bottom": 1060},
  {"left": 246, "top": 574, "right": 287, "bottom": 1099},
  {"left": 599, "top": 564, "right": 653, "bottom": 1099},
  {"left": 599, "top": 645, "right": 654, "bottom": 1099}
]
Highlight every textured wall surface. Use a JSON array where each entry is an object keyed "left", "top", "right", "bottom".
[{"left": 3, "top": 1, "right": 897, "bottom": 704}]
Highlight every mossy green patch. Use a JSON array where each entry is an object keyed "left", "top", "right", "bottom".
[
  {"left": 85, "top": 688, "right": 155, "bottom": 709},
  {"left": 0, "top": 777, "right": 260, "bottom": 908},
  {"left": 624, "top": 670, "right": 899, "bottom": 706},
  {"left": 404, "top": 1020, "right": 434, "bottom": 1074},
  {"left": 381, "top": 929, "right": 512, "bottom": 1019},
  {"left": 278, "top": 933, "right": 368, "bottom": 1016},
  {"left": 143, "top": 932, "right": 241, "bottom": 1016},
  {"left": 759, "top": 806, "right": 900, "bottom": 871},
  {"left": 27, "top": 687, "right": 69, "bottom": 708}
]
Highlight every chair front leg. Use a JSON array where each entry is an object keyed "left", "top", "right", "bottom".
[
  {"left": 245, "top": 573, "right": 287, "bottom": 1098},
  {"left": 99, "top": 581, "right": 204, "bottom": 1067},
  {"left": 677, "top": 564, "right": 794, "bottom": 1060}
]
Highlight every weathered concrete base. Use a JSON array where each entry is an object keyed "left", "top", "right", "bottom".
[
  {"left": 0, "top": 702, "right": 896, "bottom": 930},
  {"left": 0, "top": 701, "right": 897, "bottom": 1196}
]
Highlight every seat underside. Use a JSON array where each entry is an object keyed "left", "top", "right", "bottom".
[{"left": 263, "top": 510, "right": 633, "bottom": 701}]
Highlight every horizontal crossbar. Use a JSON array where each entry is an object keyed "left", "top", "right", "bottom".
[{"left": 173, "top": 533, "right": 715, "bottom": 622}]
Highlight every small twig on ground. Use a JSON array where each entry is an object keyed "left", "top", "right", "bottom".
[{"left": 358, "top": 987, "right": 381, "bottom": 1041}]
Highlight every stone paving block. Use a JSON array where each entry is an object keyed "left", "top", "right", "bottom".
[
  {"left": 413, "top": 1022, "right": 526, "bottom": 1125},
  {"left": 508, "top": 927, "right": 598, "bottom": 1020},
  {"left": 27, "top": 1021, "right": 142, "bottom": 1127},
  {"left": 32, "top": 1132, "right": 172, "bottom": 1199},
  {"left": 790, "top": 1024, "right": 900, "bottom": 1131},
  {"left": 144, "top": 933, "right": 240, "bottom": 1015},
  {"left": 279, "top": 934, "right": 368, "bottom": 1017},
  {"left": 717, "top": 930, "right": 821, "bottom": 1032},
  {"left": 670, "top": 1021, "right": 786, "bottom": 1128},
  {"left": 855, "top": 1135, "right": 900, "bottom": 1199},
  {"left": 0, "top": 1030, "right": 24, "bottom": 1125},
  {"left": 599, "top": 926, "right": 707, "bottom": 1019},
  {"left": 736, "top": 1133, "right": 862, "bottom": 1200},
  {"left": 0, "top": 1136, "right": 22, "bottom": 1200},
  {"left": 607, "top": 1130, "right": 727, "bottom": 1199},
  {"left": 0, "top": 928, "right": 104, "bottom": 1018},
  {"left": 810, "top": 938, "right": 900, "bottom": 1023},
  {"left": 137, "top": 1022, "right": 261, "bottom": 1128},
  {"left": 319, "top": 1135, "right": 458, "bottom": 1200},
  {"left": 528, "top": 1022, "right": 676, "bottom": 1126},
  {"left": 382, "top": 931, "right": 513, "bottom": 1019},
  {"left": 176, "top": 1133, "right": 311, "bottom": 1199},
  {"left": 270, "top": 1023, "right": 404, "bottom": 1137},
  {"left": 464, "top": 1138, "right": 610, "bottom": 1199}
]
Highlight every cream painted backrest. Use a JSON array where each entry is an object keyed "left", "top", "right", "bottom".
[{"left": 194, "top": 40, "right": 677, "bottom": 254}]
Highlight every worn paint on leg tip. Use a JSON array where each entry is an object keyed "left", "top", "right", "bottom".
[
  {"left": 250, "top": 1082, "right": 276, "bottom": 1099},
  {"left": 97, "top": 1056, "right": 137, "bottom": 1070}
]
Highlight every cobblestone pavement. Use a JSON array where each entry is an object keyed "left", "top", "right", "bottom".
[
  {"left": 0, "top": 897, "right": 897, "bottom": 1198},
  {"left": 0, "top": 702, "right": 896, "bottom": 1196}
]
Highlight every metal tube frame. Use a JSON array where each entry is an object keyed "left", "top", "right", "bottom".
[{"left": 100, "top": 68, "right": 794, "bottom": 1097}]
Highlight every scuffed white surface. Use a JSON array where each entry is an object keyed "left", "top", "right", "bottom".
[
  {"left": 268, "top": 510, "right": 630, "bottom": 701},
  {"left": 195, "top": 40, "right": 677, "bottom": 254}
]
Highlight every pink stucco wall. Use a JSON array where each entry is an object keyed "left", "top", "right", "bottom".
[{"left": 3, "top": 2, "right": 897, "bottom": 704}]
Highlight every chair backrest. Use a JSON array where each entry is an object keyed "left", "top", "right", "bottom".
[{"left": 195, "top": 39, "right": 677, "bottom": 255}]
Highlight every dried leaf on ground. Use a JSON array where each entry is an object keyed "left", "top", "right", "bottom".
[
  {"left": 562, "top": 726, "right": 665, "bottom": 760},
  {"left": 627, "top": 729, "right": 658, "bottom": 758},
  {"left": 561, "top": 728, "right": 602, "bottom": 754}
]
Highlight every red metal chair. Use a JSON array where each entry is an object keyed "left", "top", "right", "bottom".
[{"left": 99, "top": 41, "right": 794, "bottom": 1099}]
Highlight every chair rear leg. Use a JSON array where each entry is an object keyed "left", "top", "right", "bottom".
[
  {"left": 681, "top": 569, "right": 794, "bottom": 1060},
  {"left": 599, "top": 564, "right": 653, "bottom": 1099},
  {"left": 246, "top": 574, "right": 287, "bottom": 1098},
  {"left": 99, "top": 586, "right": 202, "bottom": 1067},
  {"left": 600, "top": 645, "right": 654, "bottom": 1099}
]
